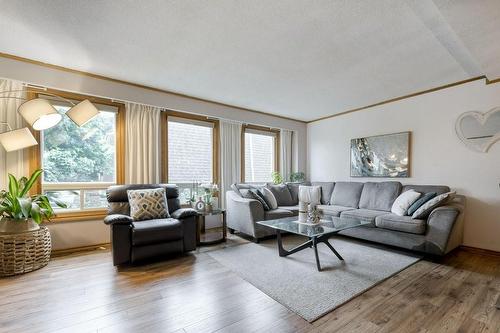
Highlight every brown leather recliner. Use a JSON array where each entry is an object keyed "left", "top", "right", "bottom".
[{"left": 104, "top": 184, "right": 197, "bottom": 266}]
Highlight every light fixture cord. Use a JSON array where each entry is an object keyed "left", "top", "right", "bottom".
[{"left": 0, "top": 89, "right": 76, "bottom": 106}]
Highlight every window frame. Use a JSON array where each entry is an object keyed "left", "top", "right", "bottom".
[
  {"left": 241, "top": 124, "right": 280, "bottom": 183},
  {"left": 161, "top": 110, "right": 220, "bottom": 198},
  {"left": 27, "top": 88, "right": 126, "bottom": 222}
]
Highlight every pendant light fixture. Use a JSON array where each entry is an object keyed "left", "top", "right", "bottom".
[{"left": 0, "top": 88, "right": 100, "bottom": 152}]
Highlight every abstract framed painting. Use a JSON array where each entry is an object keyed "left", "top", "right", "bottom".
[{"left": 350, "top": 131, "right": 410, "bottom": 177}]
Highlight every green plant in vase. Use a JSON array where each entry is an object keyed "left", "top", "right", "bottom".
[
  {"left": 0, "top": 169, "right": 67, "bottom": 234},
  {"left": 271, "top": 171, "right": 283, "bottom": 185},
  {"left": 290, "top": 172, "right": 306, "bottom": 183}
]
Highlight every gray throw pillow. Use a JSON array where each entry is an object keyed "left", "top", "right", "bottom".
[
  {"left": 127, "top": 188, "right": 170, "bottom": 221},
  {"left": 406, "top": 192, "right": 436, "bottom": 216},
  {"left": 244, "top": 189, "right": 270, "bottom": 211},
  {"left": 412, "top": 191, "right": 455, "bottom": 219},
  {"left": 267, "top": 184, "right": 294, "bottom": 206},
  {"left": 260, "top": 187, "right": 278, "bottom": 209},
  {"left": 231, "top": 183, "right": 263, "bottom": 197}
]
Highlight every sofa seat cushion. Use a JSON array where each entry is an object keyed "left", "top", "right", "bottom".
[
  {"left": 340, "top": 209, "right": 387, "bottom": 225},
  {"left": 317, "top": 204, "right": 355, "bottom": 217},
  {"left": 265, "top": 208, "right": 295, "bottom": 220},
  {"left": 375, "top": 214, "right": 426, "bottom": 235},
  {"left": 277, "top": 205, "right": 299, "bottom": 215},
  {"left": 132, "top": 218, "right": 183, "bottom": 246}
]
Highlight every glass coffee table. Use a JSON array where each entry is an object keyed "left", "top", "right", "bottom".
[{"left": 257, "top": 216, "right": 371, "bottom": 271}]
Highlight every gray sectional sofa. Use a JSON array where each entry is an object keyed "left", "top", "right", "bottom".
[{"left": 226, "top": 181, "right": 465, "bottom": 255}]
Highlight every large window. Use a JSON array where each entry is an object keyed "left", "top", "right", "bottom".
[
  {"left": 36, "top": 93, "right": 124, "bottom": 215},
  {"left": 243, "top": 126, "right": 279, "bottom": 183},
  {"left": 167, "top": 115, "right": 217, "bottom": 203}
]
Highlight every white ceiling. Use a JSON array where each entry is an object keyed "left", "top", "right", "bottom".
[{"left": 0, "top": 0, "right": 499, "bottom": 122}]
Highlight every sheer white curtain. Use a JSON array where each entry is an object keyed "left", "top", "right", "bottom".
[
  {"left": 280, "top": 129, "right": 293, "bottom": 182},
  {"left": 219, "top": 120, "right": 241, "bottom": 208},
  {"left": 125, "top": 102, "right": 162, "bottom": 184},
  {"left": 0, "top": 79, "right": 29, "bottom": 189}
]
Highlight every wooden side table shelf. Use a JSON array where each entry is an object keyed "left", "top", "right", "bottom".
[{"left": 196, "top": 209, "right": 226, "bottom": 246}]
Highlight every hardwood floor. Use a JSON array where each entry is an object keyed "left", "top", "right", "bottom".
[{"left": 0, "top": 236, "right": 499, "bottom": 333}]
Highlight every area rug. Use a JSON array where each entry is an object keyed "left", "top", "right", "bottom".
[{"left": 208, "top": 236, "right": 421, "bottom": 322}]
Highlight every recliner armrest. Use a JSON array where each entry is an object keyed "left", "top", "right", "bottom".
[
  {"left": 171, "top": 208, "right": 198, "bottom": 219},
  {"left": 104, "top": 214, "right": 133, "bottom": 225}
]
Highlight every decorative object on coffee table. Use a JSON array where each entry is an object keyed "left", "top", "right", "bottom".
[
  {"left": 196, "top": 209, "right": 226, "bottom": 245},
  {"left": 0, "top": 170, "right": 66, "bottom": 276},
  {"left": 350, "top": 131, "right": 410, "bottom": 177}
]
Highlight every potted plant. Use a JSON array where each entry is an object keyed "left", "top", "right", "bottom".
[
  {"left": 0, "top": 169, "right": 66, "bottom": 234},
  {"left": 271, "top": 171, "right": 283, "bottom": 185}
]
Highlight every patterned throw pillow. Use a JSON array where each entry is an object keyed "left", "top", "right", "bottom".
[
  {"left": 127, "top": 188, "right": 170, "bottom": 221},
  {"left": 244, "top": 189, "right": 270, "bottom": 211}
]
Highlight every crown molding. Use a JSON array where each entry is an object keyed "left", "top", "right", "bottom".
[
  {"left": 307, "top": 76, "right": 491, "bottom": 123},
  {"left": 0, "top": 52, "right": 306, "bottom": 124}
]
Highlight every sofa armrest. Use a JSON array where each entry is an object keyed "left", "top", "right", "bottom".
[
  {"left": 424, "top": 204, "right": 462, "bottom": 255},
  {"left": 104, "top": 214, "right": 133, "bottom": 225},
  {"left": 171, "top": 208, "right": 198, "bottom": 219},
  {"left": 226, "top": 191, "right": 264, "bottom": 237}
]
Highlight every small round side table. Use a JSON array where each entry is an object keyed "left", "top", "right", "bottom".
[{"left": 196, "top": 209, "right": 226, "bottom": 246}]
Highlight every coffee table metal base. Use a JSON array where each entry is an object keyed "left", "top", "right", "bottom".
[{"left": 276, "top": 230, "right": 344, "bottom": 271}]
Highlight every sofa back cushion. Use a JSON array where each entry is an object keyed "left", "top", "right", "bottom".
[
  {"left": 267, "top": 184, "right": 295, "bottom": 206},
  {"left": 402, "top": 184, "right": 450, "bottom": 196},
  {"left": 359, "top": 181, "right": 402, "bottom": 211},
  {"left": 329, "top": 182, "right": 364, "bottom": 208},
  {"left": 286, "top": 182, "right": 310, "bottom": 205},
  {"left": 311, "top": 182, "right": 335, "bottom": 204}
]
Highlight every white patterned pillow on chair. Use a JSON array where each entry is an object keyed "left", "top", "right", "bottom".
[{"left": 127, "top": 188, "right": 170, "bottom": 221}]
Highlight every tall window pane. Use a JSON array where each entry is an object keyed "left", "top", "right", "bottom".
[
  {"left": 244, "top": 132, "right": 275, "bottom": 183},
  {"left": 42, "top": 106, "right": 116, "bottom": 183},
  {"left": 168, "top": 119, "right": 213, "bottom": 202},
  {"left": 41, "top": 100, "right": 118, "bottom": 211}
]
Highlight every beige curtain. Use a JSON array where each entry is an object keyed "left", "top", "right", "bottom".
[
  {"left": 280, "top": 129, "right": 293, "bottom": 182},
  {"left": 125, "top": 102, "right": 162, "bottom": 184},
  {"left": 219, "top": 120, "right": 241, "bottom": 208},
  {"left": 0, "top": 79, "right": 29, "bottom": 189}
]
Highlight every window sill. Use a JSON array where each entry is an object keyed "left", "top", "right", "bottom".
[{"left": 45, "top": 209, "right": 107, "bottom": 223}]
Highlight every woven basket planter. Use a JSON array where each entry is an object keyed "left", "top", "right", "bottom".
[{"left": 0, "top": 226, "right": 51, "bottom": 277}]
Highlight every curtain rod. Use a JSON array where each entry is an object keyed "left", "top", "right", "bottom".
[{"left": 6, "top": 79, "right": 294, "bottom": 132}]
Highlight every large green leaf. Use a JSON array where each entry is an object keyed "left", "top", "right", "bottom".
[
  {"left": 8, "top": 174, "right": 19, "bottom": 197},
  {"left": 30, "top": 203, "right": 42, "bottom": 224},
  {"left": 17, "top": 197, "right": 32, "bottom": 219},
  {"left": 19, "top": 169, "right": 43, "bottom": 197}
]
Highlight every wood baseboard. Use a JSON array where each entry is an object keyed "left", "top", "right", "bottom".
[
  {"left": 51, "top": 243, "right": 110, "bottom": 257},
  {"left": 459, "top": 245, "right": 500, "bottom": 257}
]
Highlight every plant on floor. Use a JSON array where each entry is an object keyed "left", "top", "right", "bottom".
[
  {"left": 0, "top": 169, "right": 66, "bottom": 224},
  {"left": 271, "top": 171, "right": 283, "bottom": 184},
  {"left": 290, "top": 172, "right": 306, "bottom": 183}
]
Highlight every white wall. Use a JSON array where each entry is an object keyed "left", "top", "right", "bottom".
[
  {"left": 0, "top": 57, "right": 307, "bottom": 250},
  {"left": 308, "top": 79, "right": 500, "bottom": 252}
]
